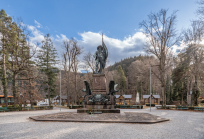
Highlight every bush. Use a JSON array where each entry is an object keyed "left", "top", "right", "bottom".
[
  {"left": 16, "top": 104, "right": 20, "bottom": 107},
  {"left": 69, "top": 105, "right": 83, "bottom": 109},
  {"left": 7, "top": 107, "right": 21, "bottom": 111},
  {"left": 188, "top": 107, "right": 194, "bottom": 110},
  {"left": 2, "top": 105, "right": 5, "bottom": 107},
  {"left": 201, "top": 100, "right": 204, "bottom": 103},
  {"left": 116, "top": 105, "right": 143, "bottom": 109},
  {"left": 146, "top": 104, "right": 155, "bottom": 107}
]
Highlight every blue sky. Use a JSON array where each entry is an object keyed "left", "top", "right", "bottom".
[{"left": 0, "top": 0, "right": 200, "bottom": 66}]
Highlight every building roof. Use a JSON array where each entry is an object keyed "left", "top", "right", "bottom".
[
  {"left": 53, "top": 95, "right": 67, "bottom": 100},
  {"left": 143, "top": 95, "right": 160, "bottom": 99},
  {"left": 114, "top": 95, "right": 132, "bottom": 99},
  {"left": 0, "top": 95, "right": 13, "bottom": 98}
]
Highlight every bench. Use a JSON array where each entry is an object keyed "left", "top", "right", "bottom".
[
  {"left": 0, "top": 107, "right": 9, "bottom": 112},
  {"left": 177, "top": 106, "right": 188, "bottom": 110},
  {"left": 194, "top": 107, "right": 204, "bottom": 112}
]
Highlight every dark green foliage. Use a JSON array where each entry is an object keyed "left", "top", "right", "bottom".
[
  {"left": 116, "top": 105, "right": 143, "bottom": 109},
  {"left": 201, "top": 100, "right": 204, "bottom": 103},
  {"left": 146, "top": 103, "right": 155, "bottom": 107},
  {"left": 69, "top": 105, "right": 83, "bottom": 109},
  {"left": 37, "top": 34, "right": 59, "bottom": 103},
  {"left": 108, "top": 56, "right": 137, "bottom": 76},
  {"left": 7, "top": 107, "right": 21, "bottom": 111},
  {"left": 117, "top": 65, "right": 126, "bottom": 93},
  {"left": 188, "top": 107, "right": 194, "bottom": 110}
]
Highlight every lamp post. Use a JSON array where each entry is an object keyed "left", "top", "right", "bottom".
[
  {"left": 150, "top": 66, "right": 151, "bottom": 112},
  {"left": 60, "top": 69, "right": 61, "bottom": 111}
]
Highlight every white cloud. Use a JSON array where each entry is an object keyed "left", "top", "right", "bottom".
[
  {"left": 25, "top": 20, "right": 188, "bottom": 68},
  {"left": 56, "top": 35, "right": 60, "bottom": 39},
  {"left": 34, "top": 20, "right": 42, "bottom": 28},
  {"left": 77, "top": 31, "right": 147, "bottom": 65}
]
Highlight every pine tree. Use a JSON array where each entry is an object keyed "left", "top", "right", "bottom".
[
  {"left": 0, "top": 9, "right": 12, "bottom": 107},
  {"left": 117, "top": 65, "right": 126, "bottom": 94},
  {"left": 37, "top": 34, "right": 58, "bottom": 106}
]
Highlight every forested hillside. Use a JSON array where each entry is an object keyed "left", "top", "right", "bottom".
[{"left": 107, "top": 55, "right": 152, "bottom": 76}]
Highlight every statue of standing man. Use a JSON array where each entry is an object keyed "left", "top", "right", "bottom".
[{"left": 93, "top": 34, "right": 108, "bottom": 74}]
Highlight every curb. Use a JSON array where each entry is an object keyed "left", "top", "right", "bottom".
[{"left": 29, "top": 116, "right": 170, "bottom": 124}]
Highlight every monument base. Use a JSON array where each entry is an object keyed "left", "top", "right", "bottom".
[
  {"left": 77, "top": 108, "right": 120, "bottom": 113},
  {"left": 85, "top": 104, "right": 115, "bottom": 109}
]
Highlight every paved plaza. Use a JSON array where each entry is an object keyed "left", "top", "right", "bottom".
[{"left": 1, "top": 107, "right": 204, "bottom": 139}]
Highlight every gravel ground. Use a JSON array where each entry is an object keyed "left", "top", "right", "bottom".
[{"left": 0, "top": 107, "right": 204, "bottom": 139}]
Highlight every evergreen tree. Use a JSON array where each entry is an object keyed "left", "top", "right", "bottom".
[
  {"left": 117, "top": 65, "right": 126, "bottom": 94},
  {"left": 37, "top": 34, "right": 58, "bottom": 106},
  {"left": 0, "top": 9, "right": 12, "bottom": 107}
]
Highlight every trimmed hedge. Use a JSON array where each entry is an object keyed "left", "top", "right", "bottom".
[
  {"left": 7, "top": 107, "right": 21, "bottom": 111},
  {"left": 146, "top": 104, "right": 155, "bottom": 107},
  {"left": 33, "top": 106, "right": 53, "bottom": 110},
  {"left": 69, "top": 105, "right": 83, "bottom": 109},
  {"left": 4, "top": 106, "right": 53, "bottom": 111},
  {"left": 116, "top": 105, "right": 143, "bottom": 109}
]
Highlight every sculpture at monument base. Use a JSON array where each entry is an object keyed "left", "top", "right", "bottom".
[{"left": 82, "top": 80, "right": 118, "bottom": 109}]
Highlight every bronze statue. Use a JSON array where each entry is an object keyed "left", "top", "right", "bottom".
[
  {"left": 82, "top": 81, "right": 92, "bottom": 100},
  {"left": 93, "top": 34, "right": 108, "bottom": 74},
  {"left": 108, "top": 81, "right": 119, "bottom": 95}
]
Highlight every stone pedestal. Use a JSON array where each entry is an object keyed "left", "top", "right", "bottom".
[
  {"left": 81, "top": 73, "right": 119, "bottom": 113},
  {"left": 92, "top": 74, "right": 107, "bottom": 95}
]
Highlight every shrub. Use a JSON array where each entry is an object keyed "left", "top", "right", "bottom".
[
  {"left": 188, "top": 107, "right": 194, "bottom": 110},
  {"left": 2, "top": 105, "right": 5, "bottom": 107},
  {"left": 7, "top": 107, "right": 21, "bottom": 111},
  {"left": 69, "top": 105, "right": 83, "bottom": 109},
  {"left": 146, "top": 104, "right": 155, "bottom": 107},
  {"left": 201, "top": 100, "right": 204, "bottom": 103}
]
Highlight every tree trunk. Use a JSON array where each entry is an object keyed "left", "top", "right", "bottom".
[
  {"left": 181, "top": 82, "right": 183, "bottom": 105},
  {"left": 2, "top": 38, "right": 8, "bottom": 107},
  {"left": 194, "top": 75, "right": 198, "bottom": 106},
  {"left": 12, "top": 73, "right": 17, "bottom": 107},
  {"left": 67, "top": 89, "right": 69, "bottom": 107},
  {"left": 161, "top": 86, "right": 164, "bottom": 107},
  {"left": 48, "top": 78, "right": 51, "bottom": 106}
]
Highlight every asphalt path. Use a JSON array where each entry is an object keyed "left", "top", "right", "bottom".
[{"left": 0, "top": 107, "right": 204, "bottom": 139}]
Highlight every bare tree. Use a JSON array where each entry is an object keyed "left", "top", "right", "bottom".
[
  {"left": 62, "top": 39, "right": 74, "bottom": 106},
  {"left": 181, "top": 20, "right": 204, "bottom": 105},
  {"left": 83, "top": 51, "right": 96, "bottom": 73},
  {"left": 140, "top": 9, "right": 181, "bottom": 106},
  {"left": 82, "top": 51, "right": 96, "bottom": 89},
  {"left": 71, "top": 39, "right": 83, "bottom": 104}
]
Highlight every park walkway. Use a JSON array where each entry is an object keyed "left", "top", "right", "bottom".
[{"left": 0, "top": 107, "right": 204, "bottom": 139}]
